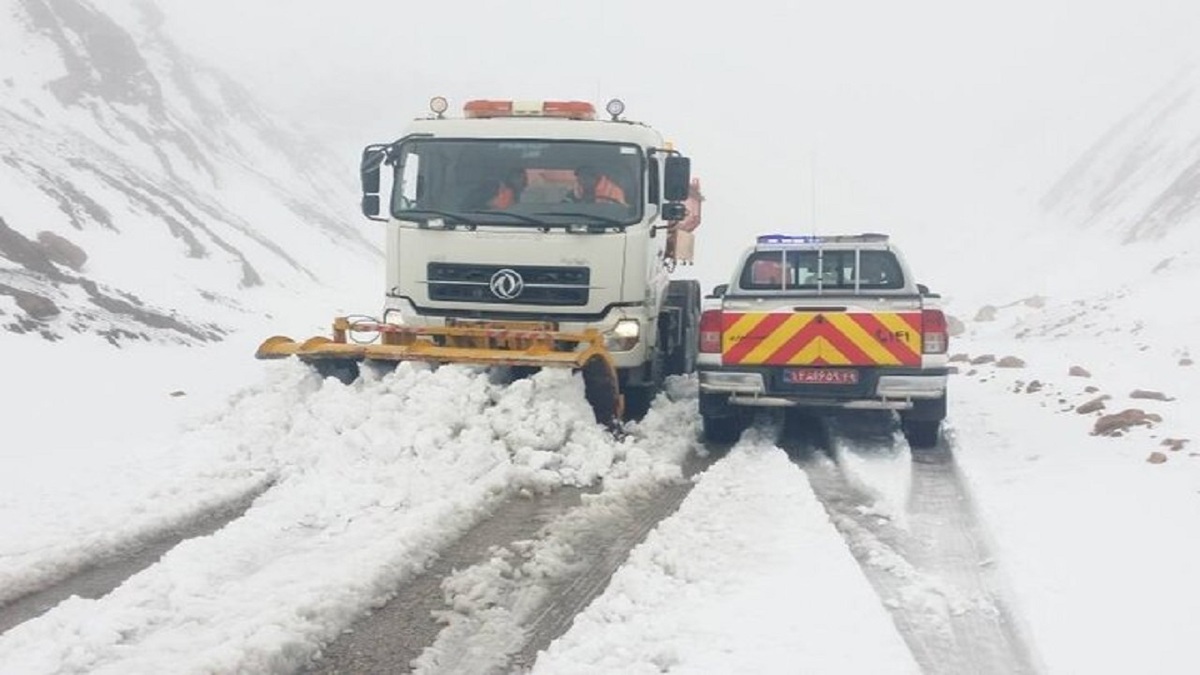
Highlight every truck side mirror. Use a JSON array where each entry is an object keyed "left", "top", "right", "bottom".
[
  {"left": 361, "top": 194, "right": 381, "bottom": 217},
  {"left": 361, "top": 144, "right": 388, "bottom": 219},
  {"left": 664, "top": 156, "right": 691, "bottom": 202},
  {"left": 661, "top": 202, "right": 687, "bottom": 222},
  {"left": 708, "top": 283, "right": 728, "bottom": 298}
]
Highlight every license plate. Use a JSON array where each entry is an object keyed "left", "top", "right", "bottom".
[{"left": 784, "top": 368, "right": 858, "bottom": 385}]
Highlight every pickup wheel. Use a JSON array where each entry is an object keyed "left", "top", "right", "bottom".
[
  {"left": 702, "top": 413, "right": 746, "bottom": 444},
  {"left": 900, "top": 395, "right": 945, "bottom": 450},
  {"left": 902, "top": 419, "right": 941, "bottom": 450}
]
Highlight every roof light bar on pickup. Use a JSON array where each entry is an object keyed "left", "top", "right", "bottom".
[{"left": 755, "top": 233, "right": 890, "bottom": 245}]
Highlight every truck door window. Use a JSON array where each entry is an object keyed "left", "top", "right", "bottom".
[{"left": 396, "top": 151, "right": 420, "bottom": 209}]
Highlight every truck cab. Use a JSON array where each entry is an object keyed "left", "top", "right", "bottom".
[
  {"left": 697, "top": 233, "right": 949, "bottom": 447},
  {"left": 357, "top": 98, "right": 702, "bottom": 420}
]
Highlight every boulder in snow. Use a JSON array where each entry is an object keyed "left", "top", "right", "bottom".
[{"left": 1091, "top": 409, "right": 1162, "bottom": 436}]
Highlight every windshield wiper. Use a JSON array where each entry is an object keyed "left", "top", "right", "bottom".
[
  {"left": 463, "top": 210, "right": 552, "bottom": 226},
  {"left": 531, "top": 212, "right": 626, "bottom": 226},
  {"left": 394, "top": 209, "right": 476, "bottom": 225}
]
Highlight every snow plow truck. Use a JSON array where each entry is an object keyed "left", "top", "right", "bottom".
[{"left": 256, "top": 97, "right": 703, "bottom": 424}]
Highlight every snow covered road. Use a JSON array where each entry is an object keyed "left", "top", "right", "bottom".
[{"left": 5, "top": 335, "right": 1198, "bottom": 674}]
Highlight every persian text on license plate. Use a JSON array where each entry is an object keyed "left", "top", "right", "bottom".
[{"left": 785, "top": 368, "right": 859, "bottom": 385}]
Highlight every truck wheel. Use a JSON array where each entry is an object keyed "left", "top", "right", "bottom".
[
  {"left": 702, "top": 413, "right": 746, "bottom": 444},
  {"left": 902, "top": 420, "right": 941, "bottom": 450},
  {"left": 623, "top": 384, "right": 656, "bottom": 421}
]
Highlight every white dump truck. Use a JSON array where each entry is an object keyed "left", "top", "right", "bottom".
[{"left": 257, "top": 97, "right": 703, "bottom": 423}]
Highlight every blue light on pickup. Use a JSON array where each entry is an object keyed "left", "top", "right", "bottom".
[{"left": 756, "top": 234, "right": 820, "bottom": 245}]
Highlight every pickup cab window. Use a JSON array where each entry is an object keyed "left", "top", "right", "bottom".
[{"left": 740, "top": 249, "right": 905, "bottom": 291}]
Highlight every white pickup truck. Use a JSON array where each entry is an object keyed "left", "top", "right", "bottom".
[{"left": 696, "top": 233, "right": 949, "bottom": 448}]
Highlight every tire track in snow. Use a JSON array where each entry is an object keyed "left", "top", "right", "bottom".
[
  {"left": 0, "top": 479, "right": 271, "bottom": 635},
  {"left": 784, "top": 412, "right": 1040, "bottom": 675},
  {"left": 358, "top": 451, "right": 716, "bottom": 675},
  {"left": 306, "top": 485, "right": 596, "bottom": 674}
]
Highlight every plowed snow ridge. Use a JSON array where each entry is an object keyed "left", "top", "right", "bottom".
[{"left": 0, "top": 363, "right": 700, "bottom": 675}]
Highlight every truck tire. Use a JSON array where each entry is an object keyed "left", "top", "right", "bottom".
[
  {"left": 665, "top": 279, "right": 701, "bottom": 376},
  {"left": 623, "top": 385, "right": 656, "bottom": 421}
]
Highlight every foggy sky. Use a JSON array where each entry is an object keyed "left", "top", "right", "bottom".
[{"left": 150, "top": 0, "right": 1200, "bottom": 285}]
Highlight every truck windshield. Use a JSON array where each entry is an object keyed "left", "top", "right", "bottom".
[
  {"left": 390, "top": 139, "right": 643, "bottom": 227},
  {"left": 740, "top": 249, "right": 905, "bottom": 291}
]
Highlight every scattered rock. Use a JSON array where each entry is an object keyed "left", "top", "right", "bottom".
[
  {"left": 1075, "top": 395, "right": 1109, "bottom": 414},
  {"left": 1084, "top": 385, "right": 1099, "bottom": 393},
  {"left": 966, "top": 369, "right": 977, "bottom": 376},
  {"left": 1025, "top": 380, "right": 1043, "bottom": 393},
  {"left": 974, "top": 306, "right": 997, "bottom": 322},
  {"left": 970, "top": 354, "right": 995, "bottom": 365},
  {"left": 1068, "top": 365, "right": 1092, "bottom": 378},
  {"left": 1021, "top": 295, "right": 1047, "bottom": 308},
  {"left": 1130, "top": 389, "right": 1173, "bottom": 401},
  {"left": 949, "top": 353, "right": 970, "bottom": 363},
  {"left": 169, "top": 390, "right": 187, "bottom": 397},
  {"left": 1092, "top": 409, "right": 1162, "bottom": 436},
  {"left": 36, "top": 231, "right": 88, "bottom": 271},
  {"left": 1146, "top": 452, "right": 1168, "bottom": 464},
  {"left": 947, "top": 365, "right": 960, "bottom": 375},
  {"left": 1162, "top": 438, "right": 1190, "bottom": 452},
  {"left": 5, "top": 287, "right": 60, "bottom": 320},
  {"left": 996, "top": 356, "right": 1025, "bottom": 368},
  {"left": 1180, "top": 358, "right": 1194, "bottom": 367}
]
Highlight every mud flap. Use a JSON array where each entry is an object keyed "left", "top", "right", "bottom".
[{"left": 580, "top": 353, "right": 623, "bottom": 425}]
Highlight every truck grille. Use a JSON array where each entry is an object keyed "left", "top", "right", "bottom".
[{"left": 427, "top": 263, "right": 591, "bottom": 306}]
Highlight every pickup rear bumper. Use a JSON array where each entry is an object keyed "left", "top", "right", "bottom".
[{"left": 698, "top": 365, "right": 948, "bottom": 411}]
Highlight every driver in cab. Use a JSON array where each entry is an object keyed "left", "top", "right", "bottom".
[{"left": 570, "top": 165, "right": 626, "bottom": 205}]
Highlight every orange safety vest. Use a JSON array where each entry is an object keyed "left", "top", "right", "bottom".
[
  {"left": 574, "top": 175, "right": 627, "bottom": 205},
  {"left": 489, "top": 183, "right": 517, "bottom": 209}
]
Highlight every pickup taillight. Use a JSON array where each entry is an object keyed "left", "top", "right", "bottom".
[
  {"left": 699, "top": 309, "right": 723, "bottom": 354},
  {"left": 922, "top": 309, "right": 948, "bottom": 354}
]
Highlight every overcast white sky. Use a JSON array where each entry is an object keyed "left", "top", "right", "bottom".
[{"left": 152, "top": 0, "right": 1200, "bottom": 285}]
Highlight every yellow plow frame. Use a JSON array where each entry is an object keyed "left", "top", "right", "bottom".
[{"left": 256, "top": 317, "right": 623, "bottom": 422}]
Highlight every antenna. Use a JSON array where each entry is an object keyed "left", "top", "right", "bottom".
[{"left": 809, "top": 150, "right": 818, "bottom": 235}]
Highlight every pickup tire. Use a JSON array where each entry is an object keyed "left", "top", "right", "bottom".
[
  {"left": 902, "top": 420, "right": 941, "bottom": 449},
  {"left": 702, "top": 413, "right": 746, "bottom": 444},
  {"left": 900, "top": 396, "right": 946, "bottom": 449}
]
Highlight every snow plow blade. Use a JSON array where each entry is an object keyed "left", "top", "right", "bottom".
[{"left": 256, "top": 318, "right": 623, "bottom": 423}]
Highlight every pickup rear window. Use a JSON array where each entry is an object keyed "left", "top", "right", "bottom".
[{"left": 740, "top": 249, "right": 904, "bottom": 291}]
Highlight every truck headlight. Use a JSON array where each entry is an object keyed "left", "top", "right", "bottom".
[{"left": 604, "top": 319, "right": 640, "bottom": 352}]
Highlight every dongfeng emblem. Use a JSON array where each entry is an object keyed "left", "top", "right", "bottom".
[{"left": 489, "top": 268, "right": 524, "bottom": 300}]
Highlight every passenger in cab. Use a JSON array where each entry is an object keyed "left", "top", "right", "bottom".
[
  {"left": 486, "top": 167, "right": 528, "bottom": 209},
  {"left": 570, "top": 165, "right": 626, "bottom": 205}
]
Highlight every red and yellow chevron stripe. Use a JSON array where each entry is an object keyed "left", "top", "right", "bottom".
[{"left": 721, "top": 312, "right": 922, "bottom": 366}]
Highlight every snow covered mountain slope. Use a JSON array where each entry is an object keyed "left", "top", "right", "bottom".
[
  {"left": 1040, "top": 67, "right": 1200, "bottom": 244},
  {"left": 0, "top": 0, "right": 380, "bottom": 345}
]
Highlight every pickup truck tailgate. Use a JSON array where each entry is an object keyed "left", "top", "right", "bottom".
[{"left": 721, "top": 301, "right": 923, "bottom": 367}]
